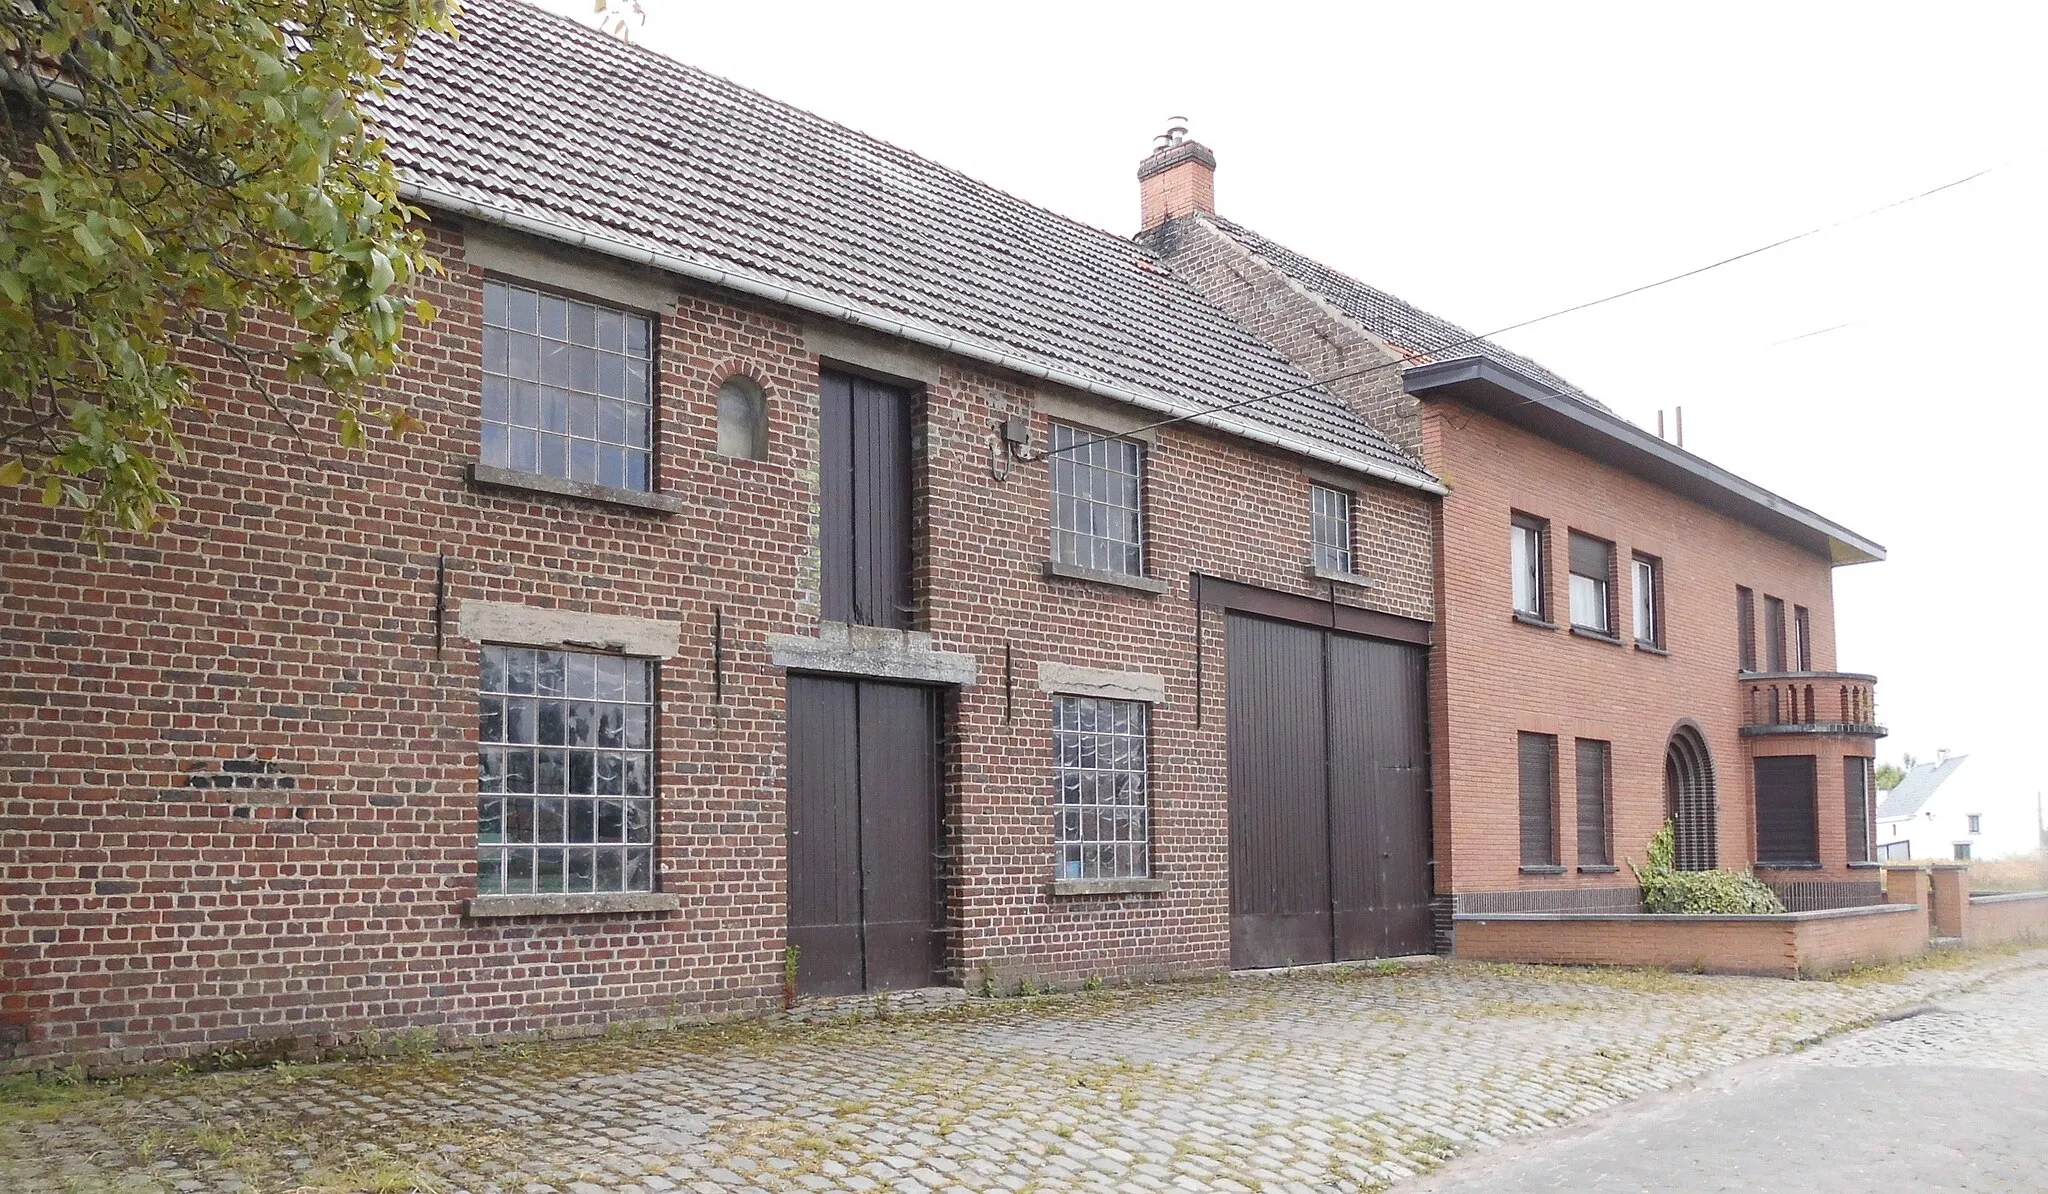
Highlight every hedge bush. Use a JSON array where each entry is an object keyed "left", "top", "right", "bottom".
[{"left": 1629, "top": 822, "right": 1786, "bottom": 915}]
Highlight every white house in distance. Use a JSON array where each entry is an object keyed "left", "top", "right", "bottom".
[{"left": 1877, "top": 752, "right": 2040, "bottom": 861}]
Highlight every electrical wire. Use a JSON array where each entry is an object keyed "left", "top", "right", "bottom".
[{"left": 1036, "top": 163, "right": 1999, "bottom": 462}]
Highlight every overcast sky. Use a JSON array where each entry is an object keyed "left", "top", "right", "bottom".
[{"left": 533, "top": 0, "right": 2047, "bottom": 844}]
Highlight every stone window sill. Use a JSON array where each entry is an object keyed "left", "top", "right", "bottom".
[
  {"left": 1634, "top": 641, "right": 1671, "bottom": 657},
  {"left": 1754, "top": 861, "right": 1824, "bottom": 871},
  {"left": 1040, "top": 560, "right": 1169, "bottom": 595},
  {"left": 1519, "top": 865, "right": 1567, "bottom": 876},
  {"left": 1570, "top": 625, "right": 1625, "bottom": 646},
  {"left": 1577, "top": 864, "right": 1620, "bottom": 874},
  {"left": 468, "top": 463, "right": 687, "bottom": 515},
  {"left": 1049, "top": 877, "right": 1168, "bottom": 896},
  {"left": 1511, "top": 611, "right": 1557, "bottom": 631},
  {"left": 1847, "top": 861, "right": 1884, "bottom": 870},
  {"left": 466, "top": 892, "right": 681, "bottom": 918},
  {"left": 1307, "top": 563, "right": 1376, "bottom": 590}
]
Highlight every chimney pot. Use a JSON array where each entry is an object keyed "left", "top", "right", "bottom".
[{"left": 1137, "top": 124, "right": 1216, "bottom": 231}]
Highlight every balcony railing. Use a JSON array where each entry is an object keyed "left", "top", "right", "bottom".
[{"left": 1739, "top": 671, "right": 1883, "bottom": 736}]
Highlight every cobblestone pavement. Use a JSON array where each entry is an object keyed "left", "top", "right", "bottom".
[
  {"left": 6, "top": 949, "right": 2045, "bottom": 1194},
  {"left": 1408, "top": 961, "right": 2048, "bottom": 1192}
]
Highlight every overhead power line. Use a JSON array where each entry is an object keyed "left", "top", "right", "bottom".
[{"left": 1039, "top": 163, "right": 1999, "bottom": 461}]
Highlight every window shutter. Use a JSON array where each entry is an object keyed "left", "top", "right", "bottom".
[
  {"left": 1569, "top": 534, "right": 1610, "bottom": 578},
  {"left": 1518, "top": 733, "right": 1557, "bottom": 867},
  {"left": 1737, "top": 587, "right": 1757, "bottom": 671},
  {"left": 1754, "top": 755, "right": 1819, "bottom": 864},
  {"left": 1844, "top": 757, "right": 1873, "bottom": 864},
  {"left": 1576, "top": 739, "right": 1610, "bottom": 866}
]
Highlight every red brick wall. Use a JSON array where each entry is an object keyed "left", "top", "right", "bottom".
[
  {"left": 1966, "top": 892, "right": 2048, "bottom": 947},
  {"left": 1144, "top": 213, "right": 1878, "bottom": 905},
  {"left": 1425, "top": 400, "right": 1860, "bottom": 895},
  {"left": 0, "top": 215, "right": 1436, "bottom": 1071},
  {"left": 1457, "top": 905, "right": 1926, "bottom": 978}
]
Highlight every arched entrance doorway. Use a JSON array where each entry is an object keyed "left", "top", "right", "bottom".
[{"left": 1663, "top": 723, "right": 1718, "bottom": 871}]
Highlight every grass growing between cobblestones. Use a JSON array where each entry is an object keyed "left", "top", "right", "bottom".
[
  {"left": 8, "top": 950, "right": 2048, "bottom": 1194},
  {"left": 1830, "top": 940, "right": 2025, "bottom": 987},
  {"left": 0, "top": 1067, "right": 110, "bottom": 1125}
]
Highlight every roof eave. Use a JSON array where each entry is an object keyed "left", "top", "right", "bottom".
[
  {"left": 1403, "top": 357, "right": 1884, "bottom": 566},
  {"left": 404, "top": 183, "right": 1446, "bottom": 498}
]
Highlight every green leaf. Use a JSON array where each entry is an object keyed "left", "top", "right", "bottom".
[
  {"left": 0, "top": 0, "right": 455, "bottom": 539},
  {"left": 365, "top": 249, "right": 395, "bottom": 296},
  {"left": 72, "top": 225, "right": 105, "bottom": 259}
]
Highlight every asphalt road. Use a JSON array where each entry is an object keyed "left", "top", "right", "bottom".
[{"left": 1407, "top": 964, "right": 2048, "bottom": 1193}]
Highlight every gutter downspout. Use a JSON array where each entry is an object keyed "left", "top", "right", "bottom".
[{"left": 399, "top": 183, "right": 1447, "bottom": 497}]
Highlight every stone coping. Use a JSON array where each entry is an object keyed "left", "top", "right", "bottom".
[
  {"left": 467, "top": 892, "right": 682, "bottom": 918},
  {"left": 1049, "top": 877, "right": 1169, "bottom": 896},
  {"left": 1970, "top": 891, "right": 2048, "bottom": 905},
  {"left": 768, "top": 622, "right": 978, "bottom": 685},
  {"left": 1454, "top": 902, "right": 1920, "bottom": 925}
]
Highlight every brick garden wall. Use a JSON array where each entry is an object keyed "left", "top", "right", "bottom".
[
  {"left": 0, "top": 214, "right": 1437, "bottom": 1071},
  {"left": 1455, "top": 904, "right": 1927, "bottom": 978},
  {"left": 1966, "top": 893, "right": 2048, "bottom": 947}
]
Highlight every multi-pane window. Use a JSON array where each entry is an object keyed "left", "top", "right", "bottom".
[
  {"left": 1954, "top": 842, "right": 1973, "bottom": 862},
  {"left": 1511, "top": 516, "right": 1547, "bottom": 619},
  {"left": 1048, "top": 423, "right": 1144, "bottom": 576},
  {"left": 1968, "top": 814, "right": 1982, "bottom": 834},
  {"left": 1518, "top": 732, "right": 1558, "bottom": 867},
  {"left": 478, "top": 646, "right": 656, "bottom": 895},
  {"left": 1567, "top": 533, "right": 1613, "bottom": 633},
  {"left": 1763, "top": 595, "right": 1787, "bottom": 672},
  {"left": 481, "top": 279, "right": 654, "bottom": 491},
  {"left": 1845, "top": 756, "right": 1875, "bottom": 864},
  {"left": 1053, "top": 695, "right": 1149, "bottom": 880},
  {"left": 1737, "top": 586, "right": 1758, "bottom": 671},
  {"left": 1576, "top": 739, "right": 1611, "bottom": 866},
  {"left": 1793, "top": 605, "right": 1812, "bottom": 671},
  {"left": 1310, "top": 485, "right": 1354, "bottom": 574},
  {"left": 1632, "top": 555, "right": 1661, "bottom": 647}
]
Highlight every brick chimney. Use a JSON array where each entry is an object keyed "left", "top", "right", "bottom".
[{"left": 1138, "top": 120, "right": 1215, "bottom": 230}]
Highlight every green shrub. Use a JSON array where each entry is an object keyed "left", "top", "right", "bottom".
[{"left": 1630, "top": 822, "right": 1786, "bottom": 915}]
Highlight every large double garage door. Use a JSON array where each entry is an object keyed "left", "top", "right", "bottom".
[{"left": 1227, "top": 613, "right": 1432, "bottom": 969}]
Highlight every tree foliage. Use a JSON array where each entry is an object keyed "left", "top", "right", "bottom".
[
  {"left": 0, "top": 0, "right": 454, "bottom": 537},
  {"left": 1875, "top": 761, "right": 1905, "bottom": 792},
  {"left": 1630, "top": 822, "right": 1786, "bottom": 915}
]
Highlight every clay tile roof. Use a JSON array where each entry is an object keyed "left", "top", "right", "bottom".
[
  {"left": 369, "top": 0, "right": 1435, "bottom": 487},
  {"left": 1202, "top": 214, "right": 1609, "bottom": 413}
]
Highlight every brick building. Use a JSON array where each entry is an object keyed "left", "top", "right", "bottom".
[
  {"left": 3, "top": 2, "right": 1897, "bottom": 1073},
  {"left": 2, "top": 0, "right": 1453, "bottom": 1072},
  {"left": 1140, "top": 133, "right": 1888, "bottom": 925}
]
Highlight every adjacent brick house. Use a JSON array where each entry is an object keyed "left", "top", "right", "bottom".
[
  {"left": 1140, "top": 134, "right": 1888, "bottom": 929},
  {"left": 1, "top": 1, "right": 1452, "bottom": 1071}
]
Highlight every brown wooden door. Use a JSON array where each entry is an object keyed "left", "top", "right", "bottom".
[
  {"left": 819, "top": 370, "right": 914, "bottom": 630},
  {"left": 1228, "top": 614, "right": 1431, "bottom": 970},
  {"left": 1330, "top": 634, "right": 1433, "bottom": 959},
  {"left": 787, "top": 676, "right": 943, "bottom": 996},
  {"left": 1227, "top": 615, "right": 1333, "bottom": 969}
]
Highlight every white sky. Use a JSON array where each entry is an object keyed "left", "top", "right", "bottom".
[{"left": 534, "top": 0, "right": 2047, "bottom": 831}]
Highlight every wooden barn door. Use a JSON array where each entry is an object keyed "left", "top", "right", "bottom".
[
  {"left": 786, "top": 676, "right": 943, "bottom": 995},
  {"left": 1228, "top": 613, "right": 1432, "bottom": 970}
]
